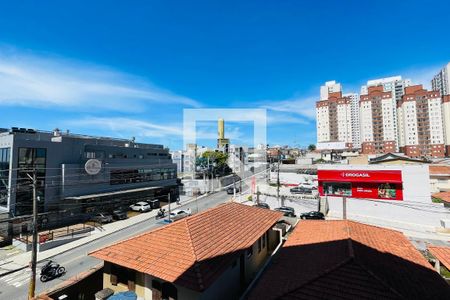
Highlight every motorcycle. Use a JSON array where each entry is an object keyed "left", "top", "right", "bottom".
[
  {"left": 40, "top": 260, "right": 66, "bottom": 282},
  {"left": 156, "top": 208, "right": 166, "bottom": 219}
]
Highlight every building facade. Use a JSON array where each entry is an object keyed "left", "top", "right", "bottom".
[
  {"left": 316, "top": 90, "right": 352, "bottom": 148},
  {"left": 0, "top": 128, "right": 177, "bottom": 222},
  {"left": 320, "top": 80, "right": 342, "bottom": 101},
  {"left": 432, "top": 62, "right": 450, "bottom": 96},
  {"left": 360, "top": 86, "right": 398, "bottom": 154},
  {"left": 397, "top": 85, "right": 446, "bottom": 158},
  {"left": 344, "top": 93, "right": 361, "bottom": 148},
  {"left": 443, "top": 95, "right": 450, "bottom": 155}
]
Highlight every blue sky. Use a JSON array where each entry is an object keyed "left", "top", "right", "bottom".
[{"left": 0, "top": 0, "right": 449, "bottom": 150}]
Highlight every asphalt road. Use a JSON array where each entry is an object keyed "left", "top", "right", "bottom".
[{"left": 0, "top": 190, "right": 234, "bottom": 300}]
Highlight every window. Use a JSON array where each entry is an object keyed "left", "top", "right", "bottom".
[
  {"left": 0, "top": 148, "right": 10, "bottom": 207},
  {"left": 16, "top": 148, "right": 46, "bottom": 216},
  {"left": 262, "top": 233, "right": 266, "bottom": 248},
  {"left": 323, "top": 182, "right": 352, "bottom": 196},
  {"left": 247, "top": 246, "right": 253, "bottom": 258},
  {"left": 110, "top": 264, "right": 135, "bottom": 290},
  {"left": 258, "top": 238, "right": 262, "bottom": 252}
]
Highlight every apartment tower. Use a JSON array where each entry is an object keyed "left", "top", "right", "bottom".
[
  {"left": 432, "top": 62, "right": 450, "bottom": 96},
  {"left": 316, "top": 87, "right": 352, "bottom": 147},
  {"left": 360, "top": 86, "right": 397, "bottom": 154},
  {"left": 397, "top": 85, "right": 446, "bottom": 158}
]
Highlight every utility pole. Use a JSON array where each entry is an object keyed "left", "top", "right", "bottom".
[
  {"left": 168, "top": 193, "right": 171, "bottom": 223},
  {"left": 343, "top": 196, "right": 347, "bottom": 220},
  {"left": 233, "top": 175, "right": 236, "bottom": 200},
  {"left": 276, "top": 156, "right": 281, "bottom": 207},
  {"left": 27, "top": 170, "right": 38, "bottom": 299}
]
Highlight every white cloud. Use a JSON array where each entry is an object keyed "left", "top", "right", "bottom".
[
  {"left": 0, "top": 48, "right": 201, "bottom": 110},
  {"left": 260, "top": 96, "right": 316, "bottom": 123},
  {"left": 68, "top": 117, "right": 182, "bottom": 138}
]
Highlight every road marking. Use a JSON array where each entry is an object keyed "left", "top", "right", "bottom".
[{"left": 0, "top": 268, "right": 30, "bottom": 287}]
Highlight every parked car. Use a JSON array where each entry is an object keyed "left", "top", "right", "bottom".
[
  {"left": 112, "top": 209, "right": 128, "bottom": 220},
  {"left": 226, "top": 186, "right": 240, "bottom": 194},
  {"left": 300, "top": 211, "right": 325, "bottom": 220},
  {"left": 168, "top": 208, "right": 192, "bottom": 221},
  {"left": 298, "top": 182, "right": 317, "bottom": 190},
  {"left": 130, "top": 201, "right": 151, "bottom": 212},
  {"left": 253, "top": 203, "right": 270, "bottom": 209},
  {"left": 147, "top": 199, "right": 160, "bottom": 209},
  {"left": 274, "top": 206, "right": 296, "bottom": 217},
  {"left": 290, "top": 186, "right": 313, "bottom": 194},
  {"left": 91, "top": 213, "right": 113, "bottom": 224}
]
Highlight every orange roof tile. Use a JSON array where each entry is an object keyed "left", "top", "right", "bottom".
[
  {"left": 433, "top": 192, "right": 450, "bottom": 203},
  {"left": 429, "top": 165, "right": 450, "bottom": 176},
  {"left": 429, "top": 245, "right": 450, "bottom": 270},
  {"left": 90, "top": 202, "right": 282, "bottom": 291},
  {"left": 249, "top": 220, "right": 450, "bottom": 300}
]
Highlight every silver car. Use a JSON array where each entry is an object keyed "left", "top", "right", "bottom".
[{"left": 167, "top": 209, "right": 192, "bottom": 221}]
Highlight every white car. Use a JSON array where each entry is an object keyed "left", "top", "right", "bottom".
[
  {"left": 130, "top": 201, "right": 151, "bottom": 212},
  {"left": 298, "top": 182, "right": 317, "bottom": 190},
  {"left": 167, "top": 208, "right": 192, "bottom": 221}
]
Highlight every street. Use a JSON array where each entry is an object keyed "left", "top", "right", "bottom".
[{"left": 0, "top": 190, "right": 233, "bottom": 300}]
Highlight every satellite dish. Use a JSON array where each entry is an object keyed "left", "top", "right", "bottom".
[{"left": 85, "top": 159, "right": 102, "bottom": 175}]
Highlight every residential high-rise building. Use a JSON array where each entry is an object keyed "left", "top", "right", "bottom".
[
  {"left": 442, "top": 95, "right": 450, "bottom": 155},
  {"left": 432, "top": 62, "right": 450, "bottom": 96},
  {"left": 361, "top": 76, "right": 411, "bottom": 147},
  {"left": 360, "top": 86, "right": 397, "bottom": 154},
  {"left": 316, "top": 89, "right": 352, "bottom": 148},
  {"left": 344, "top": 93, "right": 361, "bottom": 148},
  {"left": 397, "top": 85, "right": 446, "bottom": 158},
  {"left": 320, "top": 80, "right": 342, "bottom": 100}
]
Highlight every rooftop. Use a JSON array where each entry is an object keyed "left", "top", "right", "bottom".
[
  {"left": 248, "top": 220, "right": 450, "bottom": 300},
  {"left": 90, "top": 202, "right": 282, "bottom": 291},
  {"left": 432, "top": 192, "right": 450, "bottom": 204},
  {"left": 429, "top": 165, "right": 450, "bottom": 176},
  {"left": 428, "top": 245, "right": 450, "bottom": 271}
]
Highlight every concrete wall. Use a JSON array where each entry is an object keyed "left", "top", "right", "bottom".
[
  {"left": 327, "top": 196, "right": 450, "bottom": 231},
  {"left": 430, "top": 177, "right": 450, "bottom": 193}
]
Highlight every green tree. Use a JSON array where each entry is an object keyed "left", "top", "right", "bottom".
[{"left": 307, "top": 144, "right": 316, "bottom": 151}]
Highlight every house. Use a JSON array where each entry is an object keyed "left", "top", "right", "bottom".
[
  {"left": 429, "top": 165, "right": 450, "bottom": 193},
  {"left": 90, "top": 202, "right": 283, "bottom": 300},
  {"left": 369, "top": 152, "right": 430, "bottom": 165},
  {"left": 428, "top": 245, "right": 450, "bottom": 281},
  {"left": 248, "top": 220, "right": 450, "bottom": 300}
]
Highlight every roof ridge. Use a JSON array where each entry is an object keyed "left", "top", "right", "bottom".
[
  {"left": 353, "top": 257, "right": 406, "bottom": 299},
  {"left": 281, "top": 257, "right": 355, "bottom": 298}
]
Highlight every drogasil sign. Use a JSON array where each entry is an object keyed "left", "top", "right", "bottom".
[{"left": 340, "top": 172, "right": 370, "bottom": 178}]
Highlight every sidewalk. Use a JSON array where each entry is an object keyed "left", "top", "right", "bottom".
[{"left": 0, "top": 194, "right": 207, "bottom": 277}]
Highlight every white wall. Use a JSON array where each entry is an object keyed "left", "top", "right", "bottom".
[{"left": 401, "top": 165, "right": 431, "bottom": 203}]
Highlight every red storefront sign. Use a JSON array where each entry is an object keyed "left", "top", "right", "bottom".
[{"left": 318, "top": 169, "right": 403, "bottom": 201}]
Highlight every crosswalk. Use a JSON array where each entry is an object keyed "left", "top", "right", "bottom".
[{"left": 0, "top": 268, "right": 31, "bottom": 288}]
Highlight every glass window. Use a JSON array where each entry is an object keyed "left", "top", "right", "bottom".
[
  {"left": 323, "top": 182, "right": 352, "bottom": 196},
  {"left": 0, "top": 148, "right": 11, "bottom": 207},
  {"left": 378, "top": 183, "right": 397, "bottom": 199},
  {"left": 15, "top": 148, "right": 47, "bottom": 215}
]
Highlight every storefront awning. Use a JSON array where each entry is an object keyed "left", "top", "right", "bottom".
[{"left": 318, "top": 170, "right": 402, "bottom": 184}]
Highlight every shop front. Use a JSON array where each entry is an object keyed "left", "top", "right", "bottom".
[{"left": 318, "top": 169, "right": 403, "bottom": 201}]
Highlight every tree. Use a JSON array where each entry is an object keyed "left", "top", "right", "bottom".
[
  {"left": 198, "top": 151, "right": 231, "bottom": 176},
  {"left": 307, "top": 144, "right": 316, "bottom": 151}
]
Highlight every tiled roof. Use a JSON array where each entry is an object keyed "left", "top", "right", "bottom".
[
  {"left": 429, "top": 245, "right": 450, "bottom": 270},
  {"left": 248, "top": 220, "right": 450, "bottom": 300},
  {"left": 432, "top": 192, "right": 450, "bottom": 203},
  {"left": 90, "top": 202, "right": 282, "bottom": 291},
  {"left": 429, "top": 165, "right": 450, "bottom": 176}
]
